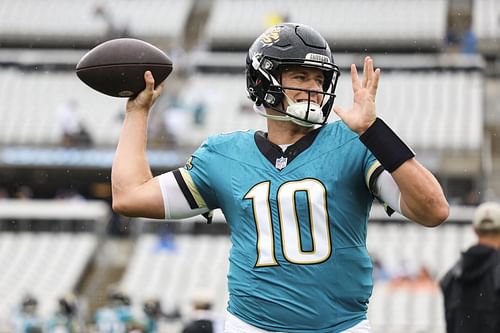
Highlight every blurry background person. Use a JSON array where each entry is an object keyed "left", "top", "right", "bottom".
[
  {"left": 95, "top": 288, "right": 134, "bottom": 333},
  {"left": 181, "top": 290, "right": 223, "bottom": 333},
  {"left": 139, "top": 299, "right": 163, "bottom": 333},
  {"left": 55, "top": 99, "right": 93, "bottom": 147},
  {"left": 135, "top": 298, "right": 180, "bottom": 333},
  {"left": 45, "top": 294, "right": 83, "bottom": 333},
  {"left": 0, "top": 187, "right": 10, "bottom": 199},
  {"left": 11, "top": 294, "right": 43, "bottom": 333},
  {"left": 93, "top": 2, "right": 130, "bottom": 40},
  {"left": 14, "top": 185, "right": 33, "bottom": 200},
  {"left": 440, "top": 202, "right": 500, "bottom": 333}
]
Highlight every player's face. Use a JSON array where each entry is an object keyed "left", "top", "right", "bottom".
[{"left": 281, "top": 66, "right": 325, "bottom": 107}]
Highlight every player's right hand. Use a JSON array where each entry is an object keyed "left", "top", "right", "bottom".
[{"left": 126, "top": 71, "right": 165, "bottom": 114}]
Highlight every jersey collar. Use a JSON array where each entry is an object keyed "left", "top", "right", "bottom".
[{"left": 254, "top": 127, "right": 322, "bottom": 170}]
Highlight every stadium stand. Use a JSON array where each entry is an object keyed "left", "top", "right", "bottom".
[
  {"left": 0, "top": 232, "right": 98, "bottom": 330},
  {"left": 120, "top": 234, "right": 230, "bottom": 313},
  {"left": 0, "top": 67, "right": 125, "bottom": 147},
  {"left": 0, "top": 200, "right": 109, "bottom": 332},
  {"left": 204, "top": 0, "right": 449, "bottom": 52},
  {"left": 0, "top": 0, "right": 193, "bottom": 48},
  {"left": 0, "top": 62, "right": 486, "bottom": 195},
  {"left": 0, "top": 59, "right": 484, "bottom": 169},
  {"left": 367, "top": 221, "right": 477, "bottom": 333}
]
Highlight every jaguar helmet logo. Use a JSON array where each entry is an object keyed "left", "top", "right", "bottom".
[{"left": 259, "top": 26, "right": 283, "bottom": 46}]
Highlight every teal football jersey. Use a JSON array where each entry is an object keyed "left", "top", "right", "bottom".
[{"left": 174, "top": 121, "right": 383, "bottom": 333}]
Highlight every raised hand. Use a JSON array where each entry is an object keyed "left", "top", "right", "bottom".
[
  {"left": 333, "top": 56, "right": 380, "bottom": 135},
  {"left": 126, "top": 71, "right": 165, "bottom": 114}
]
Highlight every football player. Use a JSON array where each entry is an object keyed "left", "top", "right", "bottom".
[{"left": 111, "top": 23, "right": 449, "bottom": 333}]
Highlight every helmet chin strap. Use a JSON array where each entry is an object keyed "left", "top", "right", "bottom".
[
  {"left": 252, "top": 94, "right": 323, "bottom": 128},
  {"left": 252, "top": 103, "right": 290, "bottom": 121}
]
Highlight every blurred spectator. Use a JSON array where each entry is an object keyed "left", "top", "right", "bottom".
[
  {"left": 0, "top": 187, "right": 10, "bottom": 199},
  {"left": 11, "top": 294, "right": 43, "bottom": 333},
  {"left": 181, "top": 290, "right": 223, "bottom": 333},
  {"left": 95, "top": 288, "right": 134, "bottom": 333},
  {"left": 264, "top": 12, "right": 289, "bottom": 27},
  {"left": 135, "top": 298, "right": 180, "bottom": 333},
  {"left": 14, "top": 186, "right": 33, "bottom": 200},
  {"left": 412, "top": 266, "right": 439, "bottom": 292},
  {"left": 140, "top": 299, "right": 162, "bottom": 333},
  {"left": 161, "top": 97, "right": 189, "bottom": 147},
  {"left": 389, "top": 259, "right": 415, "bottom": 285},
  {"left": 371, "top": 255, "right": 391, "bottom": 282},
  {"left": 46, "top": 294, "right": 83, "bottom": 333},
  {"left": 93, "top": 3, "right": 130, "bottom": 40},
  {"left": 55, "top": 188, "right": 86, "bottom": 201},
  {"left": 440, "top": 202, "right": 500, "bottom": 333},
  {"left": 388, "top": 261, "right": 438, "bottom": 291},
  {"left": 463, "top": 189, "right": 480, "bottom": 206},
  {"left": 56, "top": 99, "right": 93, "bottom": 147},
  {"left": 238, "top": 100, "right": 254, "bottom": 114},
  {"left": 193, "top": 101, "right": 206, "bottom": 126},
  {"left": 107, "top": 214, "right": 132, "bottom": 237},
  {"left": 153, "top": 231, "right": 177, "bottom": 253},
  {"left": 460, "top": 28, "right": 477, "bottom": 54},
  {"left": 146, "top": 96, "right": 173, "bottom": 148},
  {"left": 445, "top": 29, "right": 461, "bottom": 51}
]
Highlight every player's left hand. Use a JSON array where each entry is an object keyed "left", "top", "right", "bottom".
[{"left": 333, "top": 56, "right": 380, "bottom": 135}]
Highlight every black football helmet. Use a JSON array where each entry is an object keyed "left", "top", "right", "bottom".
[{"left": 246, "top": 23, "right": 340, "bottom": 127}]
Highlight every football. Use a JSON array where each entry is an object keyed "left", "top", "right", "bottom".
[{"left": 76, "top": 38, "right": 173, "bottom": 98}]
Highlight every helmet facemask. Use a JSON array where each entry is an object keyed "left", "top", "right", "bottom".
[{"left": 248, "top": 55, "right": 340, "bottom": 127}]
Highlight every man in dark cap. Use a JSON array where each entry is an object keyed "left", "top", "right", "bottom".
[{"left": 440, "top": 202, "right": 500, "bottom": 333}]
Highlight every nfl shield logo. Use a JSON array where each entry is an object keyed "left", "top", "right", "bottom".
[{"left": 275, "top": 156, "right": 288, "bottom": 170}]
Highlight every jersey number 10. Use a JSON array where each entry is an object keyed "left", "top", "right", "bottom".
[{"left": 244, "top": 179, "right": 332, "bottom": 267}]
